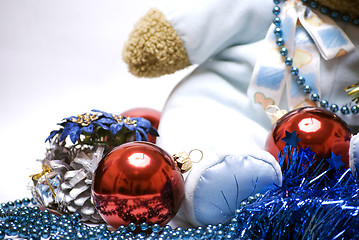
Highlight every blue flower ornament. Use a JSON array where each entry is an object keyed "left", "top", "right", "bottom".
[{"left": 45, "top": 109, "right": 159, "bottom": 146}]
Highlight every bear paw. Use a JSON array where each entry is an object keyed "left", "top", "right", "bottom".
[{"left": 182, "top": 151, "right": 282, "bottom": 226}]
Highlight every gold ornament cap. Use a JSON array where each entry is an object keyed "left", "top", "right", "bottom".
[{"left": 172, "top": 149, "right": 203, "bottom": 173}]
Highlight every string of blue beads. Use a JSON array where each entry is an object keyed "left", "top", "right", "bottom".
[
  {"left": 301, "top": 0, "right": 359, "bottom": 26},
  {"left": 0, "top": 194, "right": 263, "bottom": 239},
  {"left": 272, "top": 0, "right": 359, "bottom": 115}
]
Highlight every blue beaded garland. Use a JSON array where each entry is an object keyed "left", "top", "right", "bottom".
[{"left": 271, "top": 0, "right": 359, "bottom": 115}]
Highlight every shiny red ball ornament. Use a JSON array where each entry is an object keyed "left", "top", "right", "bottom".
[
  {"left": 92, "top": 141, "right": 184, "bottom": 228},
  {"left": 121, "top": 108, "right": 161, "bottom": 143},
  {"left": 265, "top": 107, "right": 352, "bottom": 169}
]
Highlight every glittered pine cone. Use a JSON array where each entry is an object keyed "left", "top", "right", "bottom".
[{"left": 31, "top": 139, "right": 105, "bottom": 223}]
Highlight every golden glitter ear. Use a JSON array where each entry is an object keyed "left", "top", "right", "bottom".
[
  {"left": 345, "top": 82, "right": 359, "bottom": 105},
  {"left": 172, "top": 149, "right": 203, "bottom": 173}
]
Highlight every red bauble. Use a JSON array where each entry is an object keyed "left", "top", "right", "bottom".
[
  {"left": 265, "top": 107, "right": 352, "bottom": 169},
  {"left": 92, "top": 141, "right": 184, "bottom": 228},
  {"left": 121, "top": 108, "right": 161, "bottom": 143}
]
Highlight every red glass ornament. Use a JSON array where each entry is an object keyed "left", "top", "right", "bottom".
[
  {"left": 92, "top": 141, "right": 184, "bottom": 228},
  {"left": 121, "top": 108, "right": 161, "bottom": 143},
  {"left": 265, "top": 107, "right": 352, "bottom": 169}
]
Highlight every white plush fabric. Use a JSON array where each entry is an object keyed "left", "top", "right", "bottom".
[{"left": 154, "top": 0, "right": 359, "bottom": 227}]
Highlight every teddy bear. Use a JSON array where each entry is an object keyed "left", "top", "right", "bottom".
[{"left": 122, "top": 0, "right": 359, "bottom": 227}]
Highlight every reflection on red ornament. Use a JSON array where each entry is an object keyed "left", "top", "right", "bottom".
[
  {"left": 298, "top": 117, "right": 321, "bottom": 133},
  {"left": 121, "top": 108, "right": 161, "bottom": 143},
  {"left": 265, "top": 107, "right": 352, "bottom": 169},
  {"left": 92, "top": 142, "right": 184, "bottom": 228}
]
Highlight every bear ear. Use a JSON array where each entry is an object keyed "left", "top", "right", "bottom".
[{"left": 122, "top": 8, "right": 191, "bottom": 78}]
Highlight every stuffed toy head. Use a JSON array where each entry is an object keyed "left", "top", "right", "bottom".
[{"left": 123, "top": 0, "right": 359, "bottom": 230}]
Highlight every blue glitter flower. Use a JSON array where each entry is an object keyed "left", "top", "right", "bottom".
[
  {"left": 45, "top": 110, "right": 159, "bottom": 145},
  {"left": 92, "top": 109, "right": 158, "bottom": 142},
  {"left": 45, "top": 112, "right": 100, "bottom": 144}
]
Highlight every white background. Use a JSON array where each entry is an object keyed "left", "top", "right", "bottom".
[{"left": 0, "top": 0, "right": 192, "bottom": 203}]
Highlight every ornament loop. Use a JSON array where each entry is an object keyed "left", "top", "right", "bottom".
[
  {"left": 265, "top": 105, "right": 288, "bottom": 124},
  {"left": 188, "top": 149, "right": 204, "bottom": 163},
  {"left": 173, "top": 149, "right": 203, "bottom": 173}
]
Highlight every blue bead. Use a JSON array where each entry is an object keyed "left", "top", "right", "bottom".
[
  {"left": 341, "top": 106, "right": 350, "bottom": 114},
  {"left": 311, "top": 93, "right": 320, "bottom": 102},
  {"left": 32, "top": 206, "right": 40, "bottom": 213},
  {"left": 30, "top": 198, "right": 37, "bottom": 205},
  {"left": 342, "top": 15, "right": 351, "bottom": 22},
  {"left": 7, "top": 201, "right": 14, "bottom": 209},
  {"left": 280, "top": 47, "right": 288, "bottom": 56},
  {"left": 301, "top": 0, "right": 308, "bottom": 2},
  {"left": 296, "top": 76, "right": 307, "bottom": 88},
  {"left": 117, "top": 225, "right": 127, "bottom": 234},
  {"left": 276, "top": 37, "right": 285, "bottom": 46},
  {"left": 330, "top": 104, "right": 339, "bottom": 112},
  {"left": 0, "top": 203, "right": 7, "bottom": 210},
  {"left": 273, "top": 17, "right": 281, "bottom": 26},
  {"left": 140, "top": 222, "right": 149, "bottom": 231},
  {"left": 151, "top": 223, "right": 161, "bottom": 233},
  {"left": 128, "top": 222, "right": 136, "bottom": 232},
  {"left": 18, "top": 227, "right": 28, "bottom": 238},
  {"left": 331, "top": 11, "right": 340, "bottom": 19},
  {"left": 285, "top": 57, "right": 293, "bottom": 66},
  {"left": 217, "top": 230, "right": 224, "bottom": 236},
  {"left": 320, "top": 7, "right": 328, "bottom": 14},
  {"left": 273, "top": 6, "right": 281, "bottom": 15},
  {"left": 297, "top": 75, "right": 306, "bottom": 85},
  {"left": 22, "top": 198, "right": 31, "bottom": 206},
  {"left": 351, "top": 105, "right": 359, "bottom": 114},
  {"left": 14, "top": 200, "right": 22, "bottom": 207},
  {"left": 30, "top": 227, "right": 40, "bottom": 238},
  {"left": 225, "top": 234, "right": 234, "bottom": 239},
  {"left": 274, "top": 27, "right": 282, "bottom": 37},
  {"left": 320, "top": 99, "right": 329, "bottom": 108},
  {"left": 164, "top": 225, "right": 172, "bottom": 232},
  {"left": 303, "top": 85, "right": 311, "bottom": 94},
  {"left": 234, "top": 209, "right": 242, "bottom": 218},
  {"left": 273, "top": 0, "right": 280, "bottom": 4},
  {"left": 310, "top": 1, "right": 318, "bottom": 8},
  {"left": 0, "top": 230, "right": 4, "bottom": 239},
  {"left": 41, "top": 228, "right": 51, "bottom": 238},
  {"left": 8, "top": 224, "right": 18, "bottom": 236},
  {"left": 353, "top": 18, "right": 359, "bottom": 25},
  {"left": 291, "top": 66, "right": 299, "bottom": 75}
]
